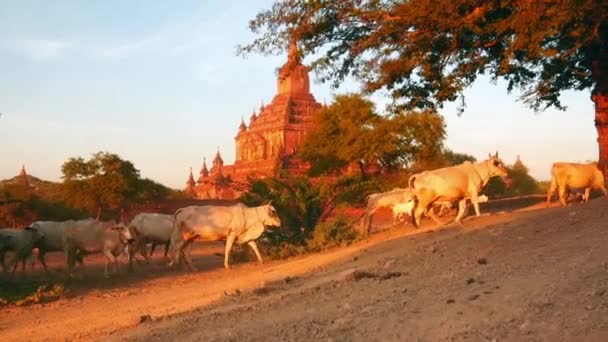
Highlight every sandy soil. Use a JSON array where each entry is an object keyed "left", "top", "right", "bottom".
[{"left": 1, "top": 197, "right": 607, "bottom": 341}]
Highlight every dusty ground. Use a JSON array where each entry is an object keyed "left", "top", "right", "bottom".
[{"left": 1, "top": 197, "right": 607, "bottom": 341}]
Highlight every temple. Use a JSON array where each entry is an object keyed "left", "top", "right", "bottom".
[{"left": 185, "top": 40, "right": 323, "bottom": 199}]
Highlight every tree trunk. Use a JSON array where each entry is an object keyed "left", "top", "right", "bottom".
[{"left": 594, "top": 90, "right": 608, "bottom": 180}]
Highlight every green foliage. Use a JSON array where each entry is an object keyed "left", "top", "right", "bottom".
[
  {"left": 443, "top": 149, "right": 477, "bottom": 166},
  {"left": 58, "top": 151, "right": 175, "bottom": 219},
  {"left": 61, "top": 152, "right": 140, "bottom": 217},
  {"left": 299, "top": 94, "right": 446, "bottom": 175},
  {"left": 332, "top": 174, "right": 387, "bottom": 208},
  {"left": 240, "top": 176, "right": 326, "bottom": 245},
  {"left": 240, "top": 176, "right": 365, "bottom": 260},
  {"left": 307, "top": 215, "right": 362, "bottom": 252},
  {"left": 482, "top": 159, "right": 539, "bottom": 198},
  {"left": 242, "top": 1, "right": 607, "bottom": 112}
]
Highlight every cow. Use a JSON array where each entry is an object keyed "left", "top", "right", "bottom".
[
  {"left": 361, "top": 188, "right": 415, "bottom": 232},
  {"left": 392, "top": 201, "right": 415, "bottom": 225},
  {"left": 62, "top": 219, "right": 134, "bottom": 278},
  {"left": 29, "top": 219, "right": 88, "bottom": 273},
  {"left": 168, "top": 203, "right": 281, "bottom": 270},
  {"left": 128, "top": 213, "right": 174, "bottom": 268},
  {"left": 545, "top": 161, "right": 608, "bottom": 206},
  {"left": 409, "top": 152, "right": 508, "bottom": 227},
  {"left": 0, "top": 227, "right": 45, "bottom": 274}
]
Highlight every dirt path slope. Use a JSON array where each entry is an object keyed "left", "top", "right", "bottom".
[{"left": 115, "top": 199, "right": 608, "bottom": 342}]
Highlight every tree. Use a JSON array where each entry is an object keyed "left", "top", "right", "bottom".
[
  {"left": 443, "top": 149, "right": 477, "bottom": 166},
  {"left": 299, "top": 94, "right": 446, "bottom": 176},
  {"left": 241, "top": 1, "right": 608, "bottom": 178},
  {"left": 60, "top": 152, "right": 141, "bottom": 220}
]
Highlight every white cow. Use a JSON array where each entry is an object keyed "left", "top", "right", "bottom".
[
  {"left": 63, "top": 219, "right": 134, "bottom": 278},
  {"left": 128, "top": 213, "right": 174, "bottom": 268},
  {"left": 546, "top": 161, "right": 608, "bottom": 206},
  {"left": 0, "top": 227, "right": 45, "bottom": 274},
  {"left": 168, "top": 203, "right": 281, "bottom": 270},
  {"left": 29, "top": 219, "right": 89, "bottom": 273},
  {"left": 409, "top": 153, "right": 507, "bottom": 227},
  {"left": 361, "top": 188, "right": 415, "bottom": 232}
]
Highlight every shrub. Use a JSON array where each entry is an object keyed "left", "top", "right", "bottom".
[{"left": 307, "top": 215, "right": 362, "bottom": 252}]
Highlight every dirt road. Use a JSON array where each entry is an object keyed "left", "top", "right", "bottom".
[{"left": 1, "top": 198, "right": 608, "bottom": 341}]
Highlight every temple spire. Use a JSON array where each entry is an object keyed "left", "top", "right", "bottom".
[
  {"left": 213, "top": 147, "right": 224, "bottom": 166},
  {"left": 199, "top": 157, "right": 209, "bottom": 179},
  {"left": 18, "top": 165, "right": 29, "bottom": 187},
  {"left": 239, "top": 116, "right": 247, "bottom": 132},
  {"left": 186, "top": 167, "right": 195, "bottom": 187}
]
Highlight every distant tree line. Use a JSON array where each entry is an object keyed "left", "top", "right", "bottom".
[{"left": 0, "top": 152, "right": 185, "bottom": 227}]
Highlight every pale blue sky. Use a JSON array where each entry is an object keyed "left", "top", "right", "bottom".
[{"left": 0, "top": 1, "right": 597, "bottom": 188}]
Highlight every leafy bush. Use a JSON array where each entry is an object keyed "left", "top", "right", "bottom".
[
  {"left": 307, "top": 215, "right": 362, "bottom": 252},
  {"left": 240, "top": 177, "right": 364, "bottom": 260},
  {"left": 240, "top": 176, "right": 326, "bottom": 245},
  {"left": 482, "top": 167, "right": 540, "bottom": 199}
]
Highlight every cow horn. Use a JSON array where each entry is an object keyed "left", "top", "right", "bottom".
[
  {"left": 495, "top": 151, "right": 499, "bottom": 158},
  {"left": 488, "top": 152, "right": 491, "bottom": 158}
]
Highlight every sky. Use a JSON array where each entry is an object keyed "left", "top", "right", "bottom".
[{"left": 0, "top": 1, "right": 598, "bottom": 189}]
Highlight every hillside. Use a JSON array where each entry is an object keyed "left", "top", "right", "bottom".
[{"left": 1, "top": 198, "right": 607, "bottom": 341}]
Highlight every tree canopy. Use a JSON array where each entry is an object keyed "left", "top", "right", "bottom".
[
  {"left": 298, "top": 94, "right": 446, "bottom": 176},
  {"left": 60, "top": 151, "right": 171, "bottom": 219},
  {"left": 241, "top": 0, "right": 608, "bottom": 176}
]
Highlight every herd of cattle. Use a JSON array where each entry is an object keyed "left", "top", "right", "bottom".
[
  {"left": 362, "top": 154, "right": 607, "bottom": 232},
  {"left": 1, "top": 153, "right": 606, "bottom": 279},
  {"left": 0, "top": 203, "right": 281, "bottom": 278}
]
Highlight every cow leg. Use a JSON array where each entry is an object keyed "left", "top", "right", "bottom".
[
  {"left": 470, "top": 194, "right": 481, "bottom": 217},
  {"left": 167, "top": 227, "right": 187, "bottom": 268},
  {"left": 168, "top": 239, "right": 187, "bottom": 269},
  {"left": 584, "top": 187, "right": 591, "bottom": 203},
  {"left": 149, "top": 242, "right": 157, "bottom": 258},
  {"left": 224, "top": 233, "right": 236, "bottom": 269},
  {"left": 454, "top": 199, "right": 468, "bottom": 224},
  {"left": 182, "top": 239, "right": 197, "bottom": 271},
  {"left": 558, "top": 185, "right": 568, "bottom": 206},
  {"left": 66, "top": 248, "right": 76, "bottom": 278},
  {"left": 103, "top": 249, "right": 117, "bottom": 278},
  {"left": 38, "top": 249, "right": 51, "bottom": 274},
  {"left": 140, "top": 241, "right": 151, "bottom": 264},
  {"left": 128, "top": 242, "right": 136, "bottom": 271},
  {"left": 425, "top": 208, "right": 444, "bottom": 226},
  {"left": 546, "top": 177, "right": 557, "bottom": 206},
  {"left": 163, "top": 240, "right": 170, "bottom": 258},
  {"left": 247, "top": 241, "right": 264, "bottom": 265}
]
